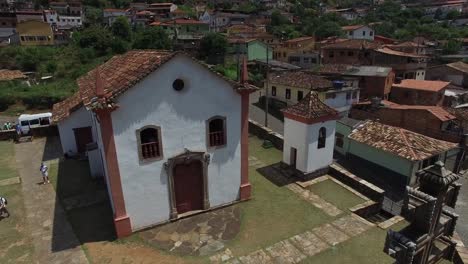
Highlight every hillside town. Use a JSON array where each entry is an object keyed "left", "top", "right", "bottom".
[{"left": 2, "top": 0, "right": 468, "bottom": 263}]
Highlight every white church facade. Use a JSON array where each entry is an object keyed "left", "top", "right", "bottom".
[{"left": 52, "top": 51, "right": 257, "bottom": 237}]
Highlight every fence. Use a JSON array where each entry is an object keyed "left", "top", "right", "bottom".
[{"left": 248, "top": 119, "right": 283, "bottom": 150}]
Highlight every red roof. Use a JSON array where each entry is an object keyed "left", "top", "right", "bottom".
[
  {"left": 282, "top": 92, "right": 338, "bottom": 124},
  {"left": 52, "top": 92, "right": 83, "bottom": 123},
  {"left": 392, "top": 79, "right": 450, "bottom": 92},
  {"left": 322, "top": 39, "right": 380, "bottom": 50},
  {"left": 284, "top": 36, "right": 314, "bottom": 43},
  {"left": 341, "top": 25, "right": 367, "bottom": 31},
  {"left": 150, "top": 18, "right": 207, "bottom": 26},
  {"left": 54, "top": 50, "right": 257, "bottom": 117},
  {"left": 374, "top": 47, "right": 428, "bottom": 58}
]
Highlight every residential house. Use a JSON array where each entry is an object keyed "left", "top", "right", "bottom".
[
  {"left": 325, "top": 8, "right": 365, "bottom": 21},
  {"left": 49, "top": 1, "right": 83, "bottom": 16},
  {"left": 203, "top": 11, "right": 250, "bottom": 32},
  {"left": 282, "top": 92, "right": 339, "bottom": 176},
  {"left": 44, "top": 10, "right": 58, "bottom": 26},
  {"left": 146, "top": 2, "right": 177, "bottom": 18},
  {"left": 385, "top": 41, "right": 427, "bottom": 55},
  {"left": 334, "top": 117, "right": 364, "bottom": 156},
  {"left": 374, "top": 35, "right": 397, "bottom": 45},
  {"left": 103, "top": 8, "right": 131, "bottom": 26},
  {"left": 350, "top": 99, "right": 461, "bottom": 143},
  {"left": 226, "top": 24, "right": 267, "bottom": 39},
  {"left": 318, "top": 64, "right": 395, "bottom": 100},
  {"left": 0, "top": 11, "right": 17, "bottom": 44},
  {"left": 266, "top": 70, "right": 360, "bottom": 115},
  {"left": 405, "top": 0, "right": 465, "bottom": 17},
  {"left": 52, "top": 50, "right": 257, "bottom": 237},
  {"left": 342, "top": 25, "right": 374, "bottom": 41},
  {"left": 389, "top": 79, "right": 450, "bottom": 106},
  {"left": 287, "top": 51, "right": 320, "bottom": 69},
  {"left": 273, "top": 36, "right": 315, "bottom": 62},
  {"left": 57, "top": 14, "right": 82, "bottom": 29},
  {"left": 16, "top": 20, "right": 54, "bottom": 46},
  {"left": 227, "top": 38, "right": 272, "bottom": 61},
  {"left": 49, "top": 1, "right": 68, "bottom": 14},
  {"left": 338, "top": 120, "right": 459, "bottom": 186},
  {"left": 16, "top": 10, "right": 44, "bottom": 23},
  {"left": 134, "top": 10, "right": 154, "bottom": 27},
  {"left": 427, "top": 61, "right": 468, "bottom": 88},
  {"left": 372, "top": 47, "right": 429, "bottom": 80},
  {"left": 321, "top": 39, "right": 380, "bottom": 65},
  {"left": 150, "top": 18, "right": 209, "bottom": 50}
]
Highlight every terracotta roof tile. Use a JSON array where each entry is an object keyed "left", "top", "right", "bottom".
[
  {"left": 341, "top": 25, "right": 366, "bottom": 31},
  {"left": 321, "top": 39, "right": 381, "bottom": 50},
  {"left": 392, "top": 79, "right": 450, "bottom": 92},
  {"left": 269, "top": 71, "right": 332, "bottom": 90},
  {"left": 374, "top": 47, "right": 428, "bottom": 58},
  {"left": 0, "top": 69, "right": 26, "bottom": 81},
  {"left": 52, "top": 92, "right": 83, "bottom": 122},
  {"left": 446, "top": 61, "right": 468, "bottom": 74},
  {"left": 349, "top": 120, "right": 457, "bottom": 161},
  {"left": 284, "top": 36, "right": 314, "bottom": 43},
  {"left": 282, "top": 92, "right": 338, "bottom": 122},
  {"left": 60, "top": 50, "right": 258, "bottom": 112}
]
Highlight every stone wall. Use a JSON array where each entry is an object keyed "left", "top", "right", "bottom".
[
  {"left": 249, "top": 119, "right": 283, "bottom": 150},
  {"left": 329, "top": 163, "right": 385, "bottom": 203},
  {"left": 0, "top": 125, "right": 58, "bottom": 141}
]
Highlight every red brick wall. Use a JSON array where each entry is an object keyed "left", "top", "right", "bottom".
[{"left": 389, "top": 87, "right": 445, "bottom": 106}]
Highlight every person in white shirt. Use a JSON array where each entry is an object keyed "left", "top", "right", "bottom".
[
  {"left": 40, "top": 162, "right": 50, "bottom": 184},
  {"left": 0, "top": 197, "right": 9, "bottom": 218}
]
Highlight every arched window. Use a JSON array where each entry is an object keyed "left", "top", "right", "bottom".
[
  {"left": 318, "top": 127, "right": 326, "bottom": 149},
  {"left": 137, "top": 126, "right": 163, "bottom": 162},
  {"left": 207, "top": 116, "right": 226, "bottom": 148}
]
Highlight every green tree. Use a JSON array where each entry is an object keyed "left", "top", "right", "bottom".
[
  {"left": 132, "top": 27, "right": 171, "bottom": 49},
  {"left": 199, "top": 33, "right": 228, "bottom": 60},
  {"left": 74, "top": 26, "right": 113, "bottom": 55},
  {"left": 443, "top": 39, "right": 462, "bottom": 54},
  {"left": 111, "top": 16, "right": 132, "bottom": 41},
  {"left": 446, "top": 10, "right": 460, "bottom": 20},
  {"left": 271, "top": 10, "right": 290, "bottom": 27},
  {"left": 315, "top": 21, "right": 343, "bottom": 38},
  {"left": 84, "top": 6, "right": 104, "bottom": 26}
]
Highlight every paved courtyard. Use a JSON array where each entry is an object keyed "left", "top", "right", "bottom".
[{"left": 14, "top": 138, "right": 88, "bottom": 264}]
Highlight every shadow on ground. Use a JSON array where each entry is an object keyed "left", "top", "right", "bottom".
[
  {"left": 43, "top": 136, "right": 116, "bottom": 253},
  {"left": 257, "top": 162, "right": 298, "bottom": 187}
]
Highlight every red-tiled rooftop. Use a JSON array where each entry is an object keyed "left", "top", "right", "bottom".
[
  {"left": 150, "top": 18, "right": 207, "bottom": 26},
  {"left": 282, "top": 92, "right": 338, "bottom": 123},
  {"left": 52, "top": 92, "right": 83, "bottom": 123},
  {"left": 284, "top": 36, "right": 314, "bottom": 43},
  {"left": 0, "top": 69, "right": 26, "bottom": 81},
  {"left": 349, "top": 120, "right": 458, "bottom": 161},
  {"left": 269, "top": 71, "right": 332, "bottom": 90},
  {"left": 341, "top": 25, "right": 366, "bottom": 31},
  {"left": 72, "top": 50, "right": 258, "bottom": 111},
  {"left": 374, "top": 47, "right": 428, "bottom": 58},
  {"left": 392, "top": 79, "right": 450, "bottom": 92},
  {"left": 321, "top": 39, "right": 380, "bottom": 50}
]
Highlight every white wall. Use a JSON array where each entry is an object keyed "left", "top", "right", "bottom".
[
  {"left": 57, "top": 106, "right": 94, "bottom": 154},
  {"left": 111, "top": 55, "right": 242, "bottom": 230},
  {"left": 283, "top": 118, "right": 336, "bottom": 173},
  {"left": 346, "top": 26, "right": 374, "bottom": 41},
  {"left": 324, "top": 89, "right": 359, "bottom": 114}
]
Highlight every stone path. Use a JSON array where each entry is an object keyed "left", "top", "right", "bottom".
[
  {"left": 15, "top": 138, "right": 88, "bottom": 264},
  {"left": 287, "top": 183, "right": 343, "bottom": 217},
  {"left": 140, "top": 206, "right": 241, "bottom": 256},
  {"left": 213, "top": 213, "right": 374, "bottom": 263}
]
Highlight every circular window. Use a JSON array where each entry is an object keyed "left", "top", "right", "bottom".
[{"left": 172, "top": 79, "right": 185, "bottom": 91}]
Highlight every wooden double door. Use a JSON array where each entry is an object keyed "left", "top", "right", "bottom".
[{"left": 173, "top": 160, "right": 204, "bottom": 214}]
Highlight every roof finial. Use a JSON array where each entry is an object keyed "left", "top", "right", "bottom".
[
  {"left": 240, "top": 56, "right": 248, "bottom": 84},
  {"left": 95, "top": 67, "right": 105, "bottom": 98}
]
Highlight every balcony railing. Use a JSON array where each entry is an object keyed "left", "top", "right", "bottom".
[
  {"left": 141, "top": 142, "right": 160, "bottom": 159},
  {"left": 209, "top": 131, "right": 225, "bottom": 147}
]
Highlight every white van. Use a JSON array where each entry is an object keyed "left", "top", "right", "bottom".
[{"left": 18, "top": 113, "right": 52, "bottom": 134}]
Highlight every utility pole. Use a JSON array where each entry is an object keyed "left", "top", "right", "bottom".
[{"left": 264, "top": 45, "right": 269, "bottom": 128}]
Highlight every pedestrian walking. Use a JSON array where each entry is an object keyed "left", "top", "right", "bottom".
[
  {"left": 40, "top": 162, "right": 49, "bottom": 184},
  {"left": 0, "top": 196, "right": 9, "bottom": 218}
]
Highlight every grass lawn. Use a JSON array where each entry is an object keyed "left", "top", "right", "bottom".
[
  {"left": 0, "top": 184, "right": 34, "bottom": 263},
  {"left": 0, "top": 141, "right": 18, "bottom": 181},
  {"left": 302, "top": 220, "right": 408, "bottom": 264},
  {"left": 48, "top": 159, "right": 101, "bottom": 199},
  {"left": 308, "top": 179, "right": 366, "bottom": 211},
  {"left": 225, "top": 137, "right": 333, "bottom": 256}
]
